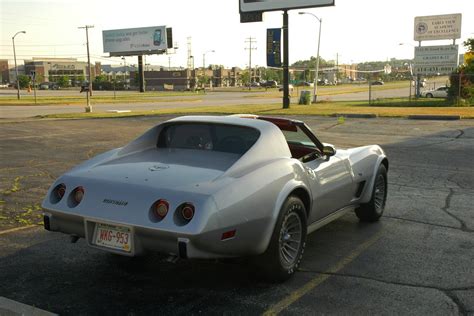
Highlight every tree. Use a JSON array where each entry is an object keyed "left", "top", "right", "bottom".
[
  {"left": 57, "top": 75, "right": 70, "bottom": 88},
  {"left": 240, "top": 71, "right": 250, "bottom": 86},
  {"left": 262, "top": 68, "right": 282, "bottom": 83},
  {"left": 77, "top": 75, "right": 86, "bottom": 84},
  {"left": 18, "top": 75, "right": 30, "bottom": 89},
  {"left": 449, "top": 38, "right": 474, "bottom": 104},
  {"left": 34, "top": 74, "right": 44, "bottom": 84},
  {"left": 464, "top": 38, "right": 474, "bottom": 51},
  {"left": 198, "top": 74, "right": 210, "bottom": 86}
]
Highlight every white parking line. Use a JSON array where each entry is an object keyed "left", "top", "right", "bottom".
[{"left": 0, "top": 297, "right": 57, "bottom": 315}]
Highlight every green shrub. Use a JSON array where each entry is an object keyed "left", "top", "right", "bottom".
[{"left": 299, "top": 90, "right": 311, "bottom": 105}]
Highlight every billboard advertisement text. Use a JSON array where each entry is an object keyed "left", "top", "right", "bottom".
[
  {"left": 414, "top": 14, "right": 462, "bottom": 41},
  {"left": 267, "top": 28, "right": 282, "bottom": 67},
  {"left": 103, "top": 26, "right": 167, "bottom": 55}
]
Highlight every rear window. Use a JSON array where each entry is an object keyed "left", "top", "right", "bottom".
[{"left": 157, "top": 123, "right": 260, "bottom": 155}]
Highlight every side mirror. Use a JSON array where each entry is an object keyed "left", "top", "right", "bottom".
[{"left": 322, "top": 144, "right": 336, "bottom": 157}]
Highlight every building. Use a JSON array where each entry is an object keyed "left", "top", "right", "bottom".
[
  {"left": 131, "top": 69, "right": 193, "bottom": 91},
  {"left": 129, "top": 66, "right": 246, "bottom": 91},
  {"left": 339, "top": 64, "right": 359, "bottom": 80},
  {"left": 23, "top": 58, "right": 101, "bottom": 85},
  {"left": 0, "top": 59, "right": 25, "bottom": 84}
]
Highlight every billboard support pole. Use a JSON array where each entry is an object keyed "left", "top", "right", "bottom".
[
  {"left": 283, "top": 9, "right": 290, "bottom": 109},
  {"left": 416, "top": 41, "right": 421, "bottom": 98},
  {"left": 138, "top": 55, "right": 145, "bottom": 92}
]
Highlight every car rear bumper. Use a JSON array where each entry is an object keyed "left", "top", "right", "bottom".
[{"left": 43, "top": 210, "right": 270, "bottom": 259}]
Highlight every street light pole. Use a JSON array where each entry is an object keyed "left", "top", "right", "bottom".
[
  {"left": 299, "top": 12, "right": 322, "bottom": 103},
  {"left": 12, "top": 31, "right": 26, "bottom": 100}
]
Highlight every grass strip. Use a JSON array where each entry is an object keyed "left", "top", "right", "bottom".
[{"left": 37, "top": 99, "right": 474, "bottom": 120}]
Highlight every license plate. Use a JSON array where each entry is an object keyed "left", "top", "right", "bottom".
[{"left": 93, "top": 223, "right": 132, "bottom": 252}]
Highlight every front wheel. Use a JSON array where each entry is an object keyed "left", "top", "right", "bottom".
[
  {"left": 355, "top": 164, "right": 387, "bottom": 222},
  {"left": 426, "top": 93, "right": 433, "bottom": 98},
  {"left": 256, "top": 196, "right": 307, "bottom": 282}
]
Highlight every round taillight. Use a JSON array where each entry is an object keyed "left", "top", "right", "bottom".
[
  {"left": 57, "top": 185, "right": 66, "bottom": 199},
  {"left": 154, "top": 199, "right": 169, "bottom": 219},
  {"left": 51, "top": 183, "right": 66, "bottom": 203},
  {"left": 73, "top": 186, "right": 85, "bottom": 204},
  {"left": 181, "top": 204, "right": 195, "bottom": 221}
]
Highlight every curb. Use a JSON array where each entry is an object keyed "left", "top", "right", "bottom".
[
  {"left": 0, "top": 297, "right": 57, "bottom": 316},
  {"left": 407, "top": 115, "right": 461, "bottom": 120},
  {"left": 332, "top": 113, "right": 377, "bottom": 119}
]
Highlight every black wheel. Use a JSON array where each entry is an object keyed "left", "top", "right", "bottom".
[
  {"left": 355, "top": 164, "right": 387, "bottom": 222},
  {"left": 426, "top": 93, "right": 433, "bottom": 98},
  {"left": 256, "top": 196, "right": 307, "bottom": 282}
]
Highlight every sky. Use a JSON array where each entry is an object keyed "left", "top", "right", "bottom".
[{"left": 1, "top": 0, "right": 473, "bottom": 69}]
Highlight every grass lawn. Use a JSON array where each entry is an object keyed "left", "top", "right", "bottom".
[
  {"left": 38, "top": 98, "right": 474, "bottom": 120},
  {"left": 243, "top": 81, "right": 412, "bottom": 99},
  {"left": 0, "top": 91, "right": 204, "bottom": 106}
]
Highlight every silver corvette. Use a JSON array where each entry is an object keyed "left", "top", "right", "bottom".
[{"left": 42, "top": 115, "right": 388, "bottom": 281}]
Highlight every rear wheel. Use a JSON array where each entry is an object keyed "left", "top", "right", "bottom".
[
  {"left": 355, "top": 164, "right": 387, "bottom": 222},
  {"left": 426, "top": 93, "right": 433, "bottom": 98},
  {"left": 256, "top": 196, "right": 307, "bottom": 282}
]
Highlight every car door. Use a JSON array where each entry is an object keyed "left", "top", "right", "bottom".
[
  {"left": 304, "top": 153, "right": 355, "bottom": 222},
  {"left": 283, "top": 124, "right": 355, "bottom": 223}
]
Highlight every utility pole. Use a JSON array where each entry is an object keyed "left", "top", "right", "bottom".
[
  {"left": 282, "top": 10, "right": 290, "bottom": 108},
  {"left": 78, "top": 25, "right": 94, "bottom": 112},
  {"left": 187, "top": 37, "right": 193, "bottom": 70},
  {"left": 245, "top": 37, "right": 257, "bottom": 90}
]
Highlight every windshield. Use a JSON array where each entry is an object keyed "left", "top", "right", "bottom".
[
  {"left": 157, "top": 123, "right": 260, "bottom": 155},
  {"left": 282, "top": 126, "right": 317, "bottom": 148}
]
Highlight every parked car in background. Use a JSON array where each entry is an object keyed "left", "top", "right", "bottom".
[
  {"left": 261, "top": 80, "right": 278, "bottom": 88},
  {"left": 296, "top": 81, "right": 314, "bottom": 87},
  {"left": 371, "top": 81, "right": 384, "bottom": 85},
  {"left": 317, "top": 79, "right": 329, "bottom": 86},
  {"left": 80, "top": 82, "right": 90, "bottom": 93},
  {"left": 421, "top": 86, "right": 449, "bottom": 98},
  {"left": 39, "top": 82, "right": 60, "bottom": 90}
]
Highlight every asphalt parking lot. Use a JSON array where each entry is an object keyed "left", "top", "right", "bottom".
[{"left": 0, "top": 115, "right": 473, "bottom": 315}]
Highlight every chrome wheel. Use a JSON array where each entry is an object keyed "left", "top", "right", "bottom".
[
  {"left": 279, "top": 212, "right": 303, "bottom": 267},
  {"left": 374, "top": 174, "right": 386, "bottom": 213}
]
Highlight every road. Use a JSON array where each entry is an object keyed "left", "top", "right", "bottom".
[
  {"left": 1, "top": 116, "right": 473, "bottom": 315},
  {"left": 0, "top": 81, "right": 448, "bottom": 119}
]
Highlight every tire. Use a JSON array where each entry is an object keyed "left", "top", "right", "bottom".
[
  {"left": 355, "top": 164, "right": 387, "bottom": 222},
  {"left": 256, "top": 196, "right": 307, "bottom": 282},
  {"left": 426, "top": 93, "right": 433, "bottom": 98}
]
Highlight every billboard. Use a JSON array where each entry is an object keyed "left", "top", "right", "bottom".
[
  {"left": 414, "top": 14, "right": 462, "bottom": 41},
  {"left": 240, "top": 0, "right": 334, "bottom": 13},
  {"left": 267, "top": 28, "right": 282, "bottom": 67},
  {"left": 414, "top": 45, "right": 459, "bottom": 75},
  {"left": 103, "top": 26, "right": 167, "bottom": 56}
]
